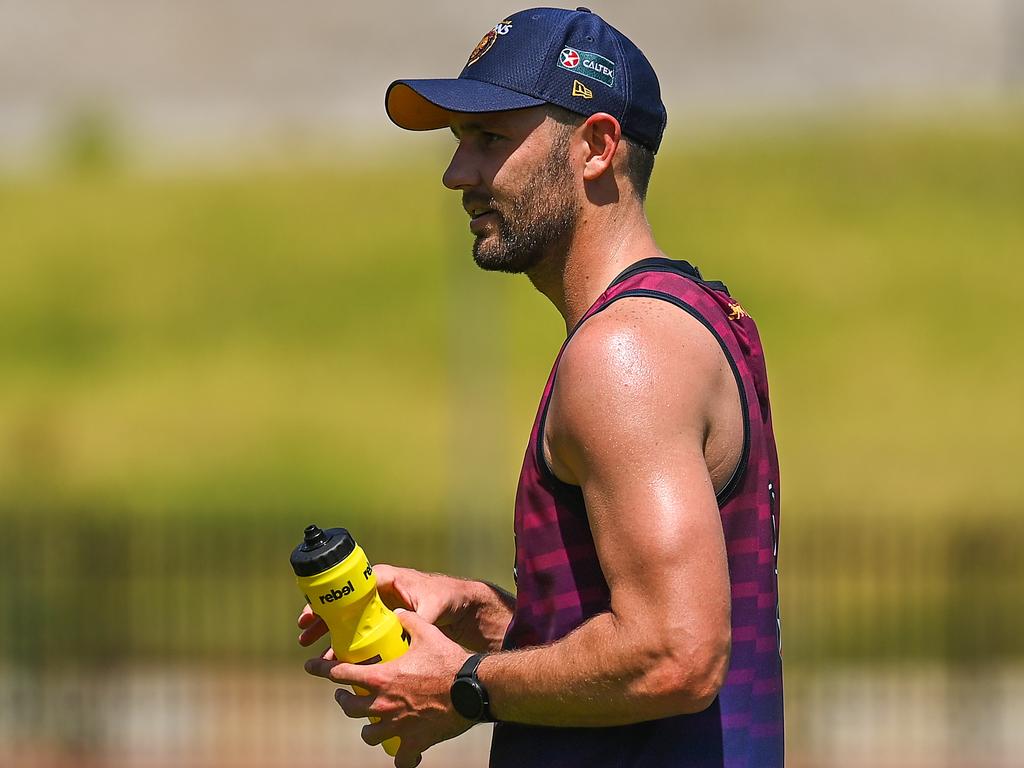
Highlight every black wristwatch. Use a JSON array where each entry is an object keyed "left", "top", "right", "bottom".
[{"left": 450, "top": 653, "right": 495, "bottom": 722}]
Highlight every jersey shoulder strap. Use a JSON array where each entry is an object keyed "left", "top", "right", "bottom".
[{"left": 607, "top": 256, "right": 731, "bottom": 296}]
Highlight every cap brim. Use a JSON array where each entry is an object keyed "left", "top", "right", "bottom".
[{"left": 385, "top": 79, "right": 547, "bottom": 131}]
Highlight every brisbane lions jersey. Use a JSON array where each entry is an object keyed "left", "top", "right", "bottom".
[{"left": 490, "top": 258, "right": 784, "bottom": 768}]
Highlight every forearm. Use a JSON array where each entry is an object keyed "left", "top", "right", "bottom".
[{"left": 477, "top": 610, "right": 723, "bottom": 727}]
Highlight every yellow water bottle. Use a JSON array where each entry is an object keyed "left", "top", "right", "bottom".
[{"left": 291, "top": 524, "right": 410, "bottom": 757}]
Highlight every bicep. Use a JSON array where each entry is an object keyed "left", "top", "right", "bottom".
[
  {"left": 582, "top": 441, "right": 730, "bottom": 636},
  {"left": 548, "top": 301, "right": 732, "bottom": 632}
]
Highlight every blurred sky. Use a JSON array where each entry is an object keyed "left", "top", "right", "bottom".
[{"left": 1, "top": 0, "right": 1021, "bottom": 164}]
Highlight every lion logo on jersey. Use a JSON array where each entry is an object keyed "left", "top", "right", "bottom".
[{"left": 728, "top": 302, "right": 750, "bottom": 321}]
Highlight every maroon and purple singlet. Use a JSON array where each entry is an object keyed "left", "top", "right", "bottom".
[{"left": 490, "top": 258, "right": 784, "bottom": 767}]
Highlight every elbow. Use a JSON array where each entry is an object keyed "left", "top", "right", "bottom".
[
  {"left": 644, "top": 627, "right": 731, "bottom": 715},
  {"left": 671, "top": 633, "right": 731, "bottom": 714},
  {"left": 681, "top": 646, "right": 730, "bottom": 714}
]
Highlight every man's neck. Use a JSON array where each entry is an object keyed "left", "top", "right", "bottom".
[{"left": 528, "top": 204, "right": 662, "bottom": 334}]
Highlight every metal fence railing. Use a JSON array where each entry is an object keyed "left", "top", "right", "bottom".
[{"left": 2, "top": 508, "right": 1021, "bottom": 767}]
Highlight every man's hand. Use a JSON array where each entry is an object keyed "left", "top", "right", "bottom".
[
  {"left": 297, "top": 565, "right": 513, "bottom": 653},
  {"left": 304, "top": 609, "right": 474, "bottom": 768},
  {"left": 374, "top": 564, "right": 467, "bottom": 628},
  {"left": 295, "top": 565, "right": 457, "bottom": 649}
]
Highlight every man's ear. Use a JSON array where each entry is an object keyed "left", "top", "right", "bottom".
[{"left": 580, "top": 113, "right": 623, "bottom": 183}]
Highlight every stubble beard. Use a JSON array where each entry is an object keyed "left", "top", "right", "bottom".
[{"left": 471, "top": 141, "right": 579, "bottom": 275}]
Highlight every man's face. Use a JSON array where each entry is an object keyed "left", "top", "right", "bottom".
[{"left": 444, "top": 108, "right": 580, "bottom": 274}]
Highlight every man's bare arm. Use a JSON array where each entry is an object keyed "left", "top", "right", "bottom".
[
  {"left": 301, "top": 299, "right": 738, "bottom": 736},
  {"left": 478, "top": 298, "right": 736, "bottom": 726}
]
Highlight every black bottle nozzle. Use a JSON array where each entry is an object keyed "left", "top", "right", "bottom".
[{"left": 302, "top": 524, "right": 330, "bottom": 551}]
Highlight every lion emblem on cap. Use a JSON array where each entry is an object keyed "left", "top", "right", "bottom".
[{"left": 467, "top": 20, "right": 513, "bottom": 67}]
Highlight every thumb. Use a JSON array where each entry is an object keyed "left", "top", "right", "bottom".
[{"left": 393, "top": 607, "right": 435, "bottom": 640}]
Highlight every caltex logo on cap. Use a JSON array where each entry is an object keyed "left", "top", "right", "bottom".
[{"left": 557, "top": 47, "right": 615, "bottom": 87}]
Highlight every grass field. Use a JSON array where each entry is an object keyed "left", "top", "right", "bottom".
[{"left": 2, "top": 109, "right": 1021, "bottom": 525}]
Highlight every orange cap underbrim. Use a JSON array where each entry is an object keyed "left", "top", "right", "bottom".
[{"left": 385, "top": 82, "right": 458, "bottom": 131}]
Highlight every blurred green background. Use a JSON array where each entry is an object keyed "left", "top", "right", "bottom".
[
  {"left": 2, "top": 2, "right": 1024, "bottom": 767},
  {"left": 4, "top": 109, "right": 1022, "bottom": 767}
]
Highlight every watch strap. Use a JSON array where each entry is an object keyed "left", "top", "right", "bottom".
[
  {"left": 452, "top": 653, "right": 495, "bottom": 722},
  {"left": 456, "top": 652, "right": 485, "bottom": 678}
]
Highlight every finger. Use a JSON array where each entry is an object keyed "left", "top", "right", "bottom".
[
  {"left": 360, "top": 720, "right": 392, "bottom": 747},
  {"left": 373, "top": 565, "right": 415, "bottom": 611},
  {"left": 335, "top": 688, "right": 374, "bottom": 719},
  {"left": 298, "top": 616, "right": 329, "bottom": 646},
  {"left": 297, "top": 604, "right": 319, "bottom": 628},
  {"left": 394, "top": 607, "right": 435, "bottom": 640},
  {"left": 371, "top": 563, "right": 396, "bottom": 586},
  {"left": 394, "top": 743, "right": 423, "bottom": 768},
  {"left": 304, "top": 658, "right": 375, "bottom": 689}
]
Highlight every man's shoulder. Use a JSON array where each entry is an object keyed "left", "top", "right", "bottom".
[
  {"left": 541, "top": 289, "right": 743, "bottom": 490},
  {"left": 549, "top": 299, "right": 724, "bottom": 450},
  {"left": 558, "top": 295, "right": 727, "bottom": 393}
]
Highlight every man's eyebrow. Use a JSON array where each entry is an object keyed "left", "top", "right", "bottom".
[{"left": 450, "top": 122, "right": 487, "bottom": 137}]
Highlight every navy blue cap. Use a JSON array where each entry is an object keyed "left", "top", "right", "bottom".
[{"left": 385, "top": 7, "right": 667, "bottom": 153}]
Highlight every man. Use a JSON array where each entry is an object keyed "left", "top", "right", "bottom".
[{"left": 299, "top": 7, "right": 783, "bottom": 767}]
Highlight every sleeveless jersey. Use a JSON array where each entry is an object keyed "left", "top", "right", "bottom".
[{"left": 489, "top": 258, "right": 784, "bottom": 768}]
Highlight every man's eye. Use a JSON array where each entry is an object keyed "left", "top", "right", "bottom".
[{"left": 451, "top": 130, "right": 501, "bottom": 147}]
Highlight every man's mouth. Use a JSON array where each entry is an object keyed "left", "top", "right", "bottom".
[
  {"left": 463, "top": 197, "right": 498, "bottom": 234},
  {"left": 467, "top": 206, "right": 499, "bottom": 236},
  {"left": 463, "top": 191, "right": 498, "bottom": 218}
]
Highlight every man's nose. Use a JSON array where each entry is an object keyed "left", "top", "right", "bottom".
[{"left": 442, "top": 143, "right": 479, "bottom": 191}]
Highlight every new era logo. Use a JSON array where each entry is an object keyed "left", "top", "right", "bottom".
[{"left": 572, "top": 80, "right": 593, "bottom": 99}]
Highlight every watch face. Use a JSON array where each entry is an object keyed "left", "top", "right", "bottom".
[{"left": 451, "top": 678, "right": 485, "bottom": 721}]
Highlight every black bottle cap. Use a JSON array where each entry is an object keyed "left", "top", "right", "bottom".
[{"left": 290, "top": 524, "right": 357, "bottom": 577}]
